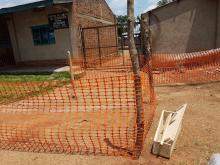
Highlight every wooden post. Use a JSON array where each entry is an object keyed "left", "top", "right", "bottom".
[
  {"left": 67, "top": 51, "right": 75, "bottom": 80},
  {"left": 81, "top": 28, "right": 88, "bottom": 68},
  {"left": 97, "top": 28, "right": 102, "bottom": 67},
  {"left": 141, "top": 13, "right": 154, "bottom": 93},
  {"left": 121, "top": 34, "right": 125, "bottom": 66},
  {"left": 141, "top": 13, "right": 152, "bottom": 61},
  {"left": 127, "top": 0, "right": 144, "bottom": 158},
  {"left": 114, "top": 24, "right": 119, "bottom": 57}
]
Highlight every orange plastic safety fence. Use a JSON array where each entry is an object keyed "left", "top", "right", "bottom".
[
  {"left": 141, "top": 66, "right": 156, "bottom": 144},
  {"left": 71, "top": 53, "right": 132, "bottom": 70},
  {"left": 151, "top": 48, "right": 220, "bottom": 85},
  {"left": 0, "top": 66, "right": 155, "bottom": 158}
]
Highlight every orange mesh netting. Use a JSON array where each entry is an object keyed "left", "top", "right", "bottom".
[
  {"left": 151, "top": 48, "right": 220, "bottom": 85},
  {"left": 0, "top": 59, "right": 156, "bottom": 158}
]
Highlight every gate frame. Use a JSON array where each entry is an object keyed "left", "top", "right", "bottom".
[
  {"left": 80, "top": 23, "right": 142, "bottom": 69},
  {"left": 81, "top": 24, "right": 119, "bottom": 68}
]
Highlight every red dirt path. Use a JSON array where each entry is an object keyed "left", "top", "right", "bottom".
[{"left": 0, "top": 82, "right": 219, "bottom": 165}]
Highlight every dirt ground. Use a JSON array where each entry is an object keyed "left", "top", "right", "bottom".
[{"left": 0, "top": 82, "right": 219, "bottom": 165}]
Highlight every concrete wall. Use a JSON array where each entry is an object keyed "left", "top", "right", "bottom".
[
  {"left": 6, "top": 0, "right": 115, "bottom": 64},
  {"left": 216, "top": 0, "right": 220, "bottom": 47},
  {"left": 148, "top": 0, "right": 218, "bottom": 53},
  {"left": 7, "top": 4, "right": 72, "bottom": 63}
]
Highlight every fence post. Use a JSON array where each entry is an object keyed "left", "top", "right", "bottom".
[
  {"left": 141, "top": 13, "right": 154, "bottom": 88},
  {"left": 120, "top": 34, "right": 125, "bottom": 66},
  {"left": 115, "top": 24, "right": 120, "bottom": 57},
  {"left": 127, "top": 0, "right": 144, "bottom": 158},
  {"left": 67, "top": 51, "right": 74, "bottom": 80},
  {"left": 97, "top": 28, "right": 102, "bottom": 67},
  {"left": 141, "top": 13, "right": 152, "bottom": 62},
  {"left": 81, "top": 28, "right": 87, "bottom": 68}
]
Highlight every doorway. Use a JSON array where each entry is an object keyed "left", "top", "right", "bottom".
[{"left": 0, "top": 16, "right": 15, "bottom": 66}]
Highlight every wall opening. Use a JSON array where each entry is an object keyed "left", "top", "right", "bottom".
[{"left": 0, "top": 16, "right": 15, "bottom": 66}]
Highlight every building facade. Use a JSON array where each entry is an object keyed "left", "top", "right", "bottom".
[
  {"left": 0, "top": 16, "right": 15, "bottom": 66},
  {"left": 0, "top": 0, "right": 116, "bottom": 66},
  {"left": 142, "top": 0, "right": 220, "bottom": 53}
]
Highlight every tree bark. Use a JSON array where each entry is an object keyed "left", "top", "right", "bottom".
[
  {"left": 128, "top": 0, "right": 140, "bottom": 76},
  {"left": 141, "top": 13, "right": 154, "bottom": 88},
  {"left": 127, "top": 0, "right": 144, "bottom": 158}
]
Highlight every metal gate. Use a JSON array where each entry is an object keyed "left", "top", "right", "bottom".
[
  {"left": 81, "top": 24, "right": 129, "bottom": 68},
  {"left": 81, "top": 23, "right": 142, "bottom": 69}
]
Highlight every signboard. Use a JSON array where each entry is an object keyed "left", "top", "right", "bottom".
[{"left": 48, "top": 12, "right": 69, "bottom": 30}]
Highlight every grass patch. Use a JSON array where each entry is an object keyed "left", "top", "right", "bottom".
[
  {"left": 0, "top": 72, "right": 71, "bottom": 82},
  {"left": 0, "top": 72, "right": 71, "bottom": 104}
]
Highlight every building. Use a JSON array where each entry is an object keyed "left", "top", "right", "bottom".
[
  {"left": 0, "top": 0, "right": 116, "bottom": 66},
  {"left": 142, "top": 0, "right": 220, "bottom": 53}
]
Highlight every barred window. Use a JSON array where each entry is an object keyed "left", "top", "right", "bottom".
[{"left": 31, "top": 25, "right": 55, "bottom": 45}]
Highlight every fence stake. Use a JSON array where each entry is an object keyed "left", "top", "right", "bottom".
[
  {"left": 67, "top": 51, "right": 75, "bottom": 80},
  {"left": 97, "top": 28, "right": 102, "bottom": 67},
  {"left": 81, "top": 28, "right": 87, "bottom": 68}
]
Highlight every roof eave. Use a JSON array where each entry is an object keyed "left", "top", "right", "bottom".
[{"left": 0, "top": 0, "right": 72, "bottom": 15}]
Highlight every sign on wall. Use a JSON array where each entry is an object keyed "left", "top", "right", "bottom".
[{"left": 48, "top": 12, "right": 69, "bottom": 30}]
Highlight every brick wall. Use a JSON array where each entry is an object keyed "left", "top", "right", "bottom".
[
  {"left": 74, "top": 0, "right": 115, "bottom": 27},
  {"left": 72, "top": 0, "right": 117, "bottom": 63}
]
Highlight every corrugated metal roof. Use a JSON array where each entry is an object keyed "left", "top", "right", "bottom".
[{"left": 0, "top": 0, "right": 72, "bottom": 15}]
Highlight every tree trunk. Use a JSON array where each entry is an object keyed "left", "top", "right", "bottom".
[
  {"left": 127, "top": 0, "right": 144, "bottom": 158},
  {"left": 141, "top": 13, "right": 154, "bottom": 89}
]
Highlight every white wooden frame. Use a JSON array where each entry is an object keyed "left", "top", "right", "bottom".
[{"left": 152, "top": 104, "right": 187, "bottom": 158}]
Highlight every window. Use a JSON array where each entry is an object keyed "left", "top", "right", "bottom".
[{"left": 31, "top": 25, "right": 55, "bottom": 45}]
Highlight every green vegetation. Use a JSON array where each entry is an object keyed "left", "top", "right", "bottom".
[
  {"left": 0, "top": 72, "right": 71, "bottom": 82},
  {"left": 117, "top": 15, "right": 141, "bottom": 36},
  {"left": 117, "top": 15, "right": 128, "bottom": 36},
  {"left": 0, "top": 72, "right": 71, "bottom": 104},
  {"left": 157, "top": 0, "right": 171, "bottom": 7}
]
